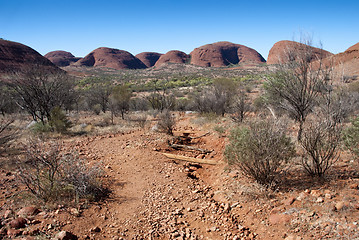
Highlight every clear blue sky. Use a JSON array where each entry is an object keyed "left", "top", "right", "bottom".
[{"left": 1, "top": 0, "right": 358, "bottom": 60}]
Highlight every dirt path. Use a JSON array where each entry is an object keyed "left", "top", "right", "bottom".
[{"left": 55, "top": 129, "right": 254, "bottom": 239}]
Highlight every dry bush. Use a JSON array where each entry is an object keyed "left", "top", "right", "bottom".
[
  {"left": 18, "top": 140, "right": 105, "bottom": 203},
  {"left": 0, "top": 117, "right": 18, "bottom": 153},
  {"left": 343, "top": 117, "right": 359, "bottom": 158},
  {"left": 225, "top": 118, "right": 296, "bottom": 187},
  {"left": 157, "top": 110, "right": 176, "bottom": 135},
  {"left": 300, "top": 119, "right": 341, "bottom": 178}
]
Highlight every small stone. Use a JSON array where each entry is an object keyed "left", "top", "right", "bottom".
[
  {"left": 70, "top": 208, "right": 80, "bottom": 217},
  {"left": 17, "top": 207, "right": 40, "bottom": 217},
  {"left": 9, "top": 217, "right": 27, "bottom": 229},
  {"left": 316, "top": 197, "right": 324, "bottom": 203},
  {"left": 268, "top": 213, "right": 292, "bottom": 225},
  {"left": 311, "top": 190, "right": 321, "bottom": 197},
  {"left": 335, "top": 201, "right": 345, "bottom": 211},
  {"left": 54, "top": 230, "right": 78, "bottom": 240},
  {"left": 283, "top": 197, "right": 296, "bottom": 206},
  {"left": 4, "top": 209, "right": 12, "bottom": 219},
  {"left": 90, "top": 226, "right": 101, "bottom": 233},
  {"left": 7, "top": 228, "right": 22, "bottom": 237},
  {"left": 325, "top": 193, "right": 332, "bottom": 199},
  {"left": 349, "top": 183, "right": 358, "bottom": 190}
]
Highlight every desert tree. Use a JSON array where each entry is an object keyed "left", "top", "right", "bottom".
[
  {"left": 231, "top": 89, "right": 251, "bottom": 122},
  {"left": 146, "top": 79, "right": 176, "bottom": 112},
  {"left": 192, "top": 78, "right": 237, "bottom": 116},
  {"left": 264, "top": 37, "right": 332, "bottom": 141},
  {"left": 10, "top": 67, "right": 75, "bottom": 124},
  {"left": 108, "top": 84, "right": 133, "bottom": 123},
  {"left": 85, "top": 79, "right": 113, "bottom": 113}
]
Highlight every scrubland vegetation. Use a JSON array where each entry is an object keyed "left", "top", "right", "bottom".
[{"left": 0, "top": 40, "right": 359, "bottom": 239}]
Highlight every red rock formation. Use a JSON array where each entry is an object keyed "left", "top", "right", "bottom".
[
  {"left": 135, "top": 52, "right": 163, "bottom": 68},
  {"left": 267, "top": 40, "right": 333, "bottom": 65},
  {"left": 327, "top": 42, "right": 359, "bottom": 75},
  {"left": 45, "top": 50, "right": 80, "bottom": 67},
  {"left": 154, "top": 50, "right": 190, "bottom": 67},
  {"left": 75, "top": 47, "right": 147, "bottom": 69},
  {"left": 190, "top": 41, "right": 265, "bottom": 67},
  {"left": 0, "top": 39, "right": 59, "bottom": 74}
]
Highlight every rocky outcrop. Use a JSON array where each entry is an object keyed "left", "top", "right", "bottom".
[
  {"left": 267, "top": 40, "right": 333, "bottom": 65},
  {"left": 44, "top": 50, "right": 80, "bottom": 67},
  {"left": 190, "top": 41, "right": 266, "bottom": 67},
  {"left": 135, "top": 52, "right": 163, "bottom": 68},
  {"left": 0, "top": 39, "right": 59, "bottom": 74},
  {"left": 154, "top": 50, "right": 190, "bottom": 67},
  {"left": 328, "top": 42, "right": 359, "bottom": 76},
  {"left": 75, "top": 47, "right": 147, "bottom": 69}
]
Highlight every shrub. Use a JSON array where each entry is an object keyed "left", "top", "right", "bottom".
[
  {"left": 343, "top": 117, "right": 359, "bottom": 158},
  {"left": 225, "top": 119, "right": 295, "bottom": 187},
  {"left": 0, "top": 118, "right": 17, "bottom": 153},
  {"left": 300, "top": 119, "right": 341, "bottom": 178},
  {"left": 49, "top": 107, "right": 72, "bottom": 133},
  {"left": 18, "top": 140, "right": 105, "bottom": 202},
  {"left": 158, "top": 110, "right": 176, "bottom": 135}
]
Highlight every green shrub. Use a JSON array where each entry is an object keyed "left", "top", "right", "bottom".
[
  {"left": 31, "top": 122, "right": 52, "bottom": 133},
  {"left": 49, "top": 107, "right": 72, "bottom": 133},
  {"left": 225, "top": 119, "right": 295, "bottom": 187},
  {"left": 343, "top": 117, "right": 359, "bottom": 158}
]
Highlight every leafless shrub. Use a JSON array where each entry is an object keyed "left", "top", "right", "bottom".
[
  {"left": 225, "top": 118, "right": 296, "bottom": 187},
  {"left": 0, "top": 117, "right": 18, "bottom": 153},
  {"left": 300, "top": 119, "right": 341, "bottom": 178},
  {"left": 231, "top": 90, "right": 251, "bottom": 122},
  {"left": 18, "top": 140, "right": 105, "bottom": 202},
  {"left": 157, "top": 110, "right": 176, "bottom": 135}
]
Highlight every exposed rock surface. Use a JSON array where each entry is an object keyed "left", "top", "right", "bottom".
[
  {"left": 0, "top": 39, "right": 59, "bottom": 75},
  {"left": 267, "top": 40, "right": 333, "bottom": 64},
  {"left": 75, "top": 47, "right": 147, "bottom": 70},
  {"left": 44, "top": 51, "right": 80, "bottom": 67},
  {"left": 190, "top": 41, "right": 266, "bottom": 67},
  {"left": 328, "top": 42, "right": 359, "bottom": 76},
  {"left": 135, "top": 52, "right": 163, "bottom": 67},
  {"left": 154, "top": 50, "right": 190, "bottom": 67}
]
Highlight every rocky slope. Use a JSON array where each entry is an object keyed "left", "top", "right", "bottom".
[
  {"left": 75, "top": 47, "right": 147, "bottom": 70},
  {"left": 135, "top": 52, "right": 163, "bottom": 68},
  {"left": 190, "top": 41, "right": 266, "bottom": 67},
  {"left": 44, "top": 50, "right": 81, "bottom": 67},
  {"left": 0, "top": 39, "right": 59, "bottom": 75},
  {"left": 329, "top": 42, "right": 359, "bottom": 76},
  {"left": 154, "top": 50, "right": 190, "bottom": 67},
  {"left": 267, "top": 40, "right": 333, "bottom": 65}
]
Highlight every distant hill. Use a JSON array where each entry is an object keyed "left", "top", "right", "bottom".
[
  {"left": 0, "top": 39, "right": 60, "bottom": 75},
  {"left": 75, "top": 47, "right": 147, "bottom": 70},
  {"left": 190, "top": 41, "right": 266, "bottom": 67},
  {"left": 155, "top": 50, "right": 190, "bottom": 67},
  {"left": 45, "top": 50, "right": 81, "bottom": 67},
  {"left": 135, "top": 52, "right": 163, "bottom": 68},
  {"left": 267, "top": 40, "right": 333, "bottom": 65},
  {"left": 328, "top": 42, "right": 359, "bottom": 76}
]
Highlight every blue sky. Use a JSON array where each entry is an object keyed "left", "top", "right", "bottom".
[{"left": 1, "top": 0, "right": 358, "bottom": 60}]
